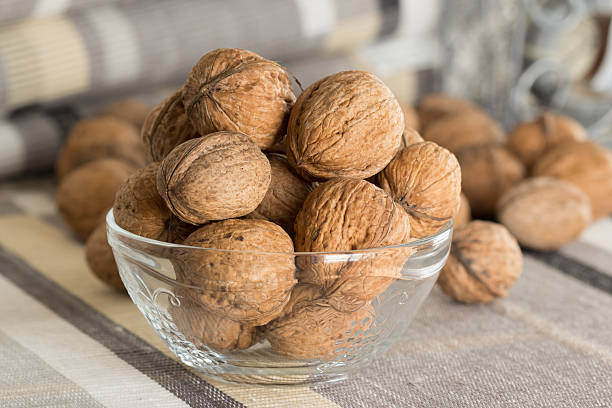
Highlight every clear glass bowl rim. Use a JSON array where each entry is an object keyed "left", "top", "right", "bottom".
[{"left": 106, "top": 209, "right": 453, "bottom": 257}]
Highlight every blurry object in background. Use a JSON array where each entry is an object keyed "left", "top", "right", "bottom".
[
  {"left": 100, "top": 97, "right": 151, "bottom": 129},
  {"left": 85, "top": 221, "right": 125, "bottom": 292},
  {"left": 417, "top": 93, "right": 477, "bottom": 131},
  {"left": 454, "top": 192, "right": 471, "bottom": 228},
  {"left": 400, "top": 103, "right": 420, "bottom": 132}
]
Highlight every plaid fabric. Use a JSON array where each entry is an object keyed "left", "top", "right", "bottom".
[{"left": 0, "top": 179, "right": 610, "bottom": 407}]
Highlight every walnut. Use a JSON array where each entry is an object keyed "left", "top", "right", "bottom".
[
  {"left": 141, "top": 88, "right": 199, "bottom": 162},
  {"left": 286, "top": 70, "right": 404, "bottom": 180},
  {"left": 265, "top": 301, "right": 375, "bottom": 359},
  {"left": 498, "top": 177, "right": 591, "bottom": 251},
  {"left": 532, "top": 141, "right": 612, "bottom": 219},
  {"left": 401, "top": 103, "right": 420, "bottom": 132},
  {"left": 169, "top": 295, "right": 255, "bottom": 351},
  {"left": 378, "top": 142, "right": 461, "bottom": 238},
  {"left": 101, "top": 97, "right": 151, "bottom": 128},
  {"left": 113, "top": 162, "right": 195, "bottom": 243},
  {"left": 423, "top": 110, "right": 505, "bottom": 153},
  {"left": 401, "top": 128, "right": 424, "bottom": 148},
  {"left": 276, "top": 284, "right": 324, "bottom": 320},
  {"left": 294, "top": 178, "right": 412, "bottom": 311},
  {"left": 182, "top": 48, "right": 295, "bottom": 151},
  {"left": 85, "top": 222, "right": 124, "bottom": 292},
  {"left": 457, "top": 144, "right": 526, "bottom": 218},
  {"left": 157, "top": 132, "right": 271, "bottom": 225},
  {"left": 417, "top": 93, "right": 477, "bottom": 131},
  {"left": 57, "top": 159, "right": 134, "bottom": 241},
  {"left": 508, "top": 112, "right": 586, "bottom": 168},
  {"left": 246, "top": 154, "right": 311, "bottom": 235},
  {"left": 454, "top": 192, "right": 471, "bottom": 229},
  {"left": 179, "top": 219, "right": 296, "bottom": 325},
  {"left": 56, "top": 117, "right": 145, "bottom": 178},
  {"left": 438, "top": 221, "right": 522, "bottom": 304}
]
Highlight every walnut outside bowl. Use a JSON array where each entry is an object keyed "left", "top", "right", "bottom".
[{"left": 106, "top": 210, "right": 451, "bottom": 385}]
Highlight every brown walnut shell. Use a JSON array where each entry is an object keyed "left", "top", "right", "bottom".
[
  {"left": 157, "top": 132, "right": 271, "bottom": 225},
  {"left": 182, "top": 48, "right": 295, "bottom": 151},
  {"left": 57, "top": 159, "right": 134, "bottom": 241},
  {"left": 141, "top": 88, "right": 199, "bottom": 162},
  {"left": 378, "top": 142, "right": 461, "bottom": 238},
  {"left": 56, "top": 117, "right": 145, "bottom": 178},
  {"left": 294, "top": 178, "right": 412, "bottom": 312},
  {"left": 423, "top": 110, "right": 505, "bottom": 154},
  {"left": 101, "top": 97, "right": 151, "bottom": 129},
  {"left": 286, "top": 70, "right": 404, "bottom": 180},
  {"left": 417, "top": 93, "right": 477, "bottom": 131},
  {"left": 114, "top": 162, "right": 195, "bottom": 243},
  {"left": 85, "top": 222, "right": 124, "bottom": 292},
  {"left": 454, "top": 192, "right": 471, "bottom": 229},
  {"left": 275, "top": 284, "right": 324, "bottom": 320},
  {"left": 246, "top": 154, "right": 311, "bottom": 236},
  {"left": 532, "top": 141, "right": 612, "bottom": 219},
  {"left": 401, "top": 128, "right": 425, "bottom": 148},
  {"left": 438, "top": 221, "right": 522, "bottom": 304},
  {"left": 456, "top": 144, "right": 526, "bottom": 218},
  {"left": 179, "top": 219, "right": 296, "bottom": 325},
  {"left": 401, "top": 103, "right": 420, "bottom": 132},
  {"left": 497, "top": 177, "right": 591, "bottom": 251},
  {"left": 265, "top": 301, "right": 375, "bottom": 359},
  {"left": 169, "top": 295, "right": 255, "bottom": 351},
  {"left": 508, "top": 112, "right": 586, "bottom": 169}
]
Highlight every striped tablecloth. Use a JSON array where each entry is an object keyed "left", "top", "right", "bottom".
[{"left": 0, "top": 178, "right": 610, "bottom": 407}]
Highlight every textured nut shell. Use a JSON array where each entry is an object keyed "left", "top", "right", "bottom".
[
  {"left": 114, "top": 162, "right": 195, "bottom": 243},
  {"left": 286, "top": 70, "right": 404, "bottom": 180},
  {"left": 141, "top": 89, "right": 199, "bottom": 162},
  {"left": 438, "top": 221, "right": 522, "bottom": 303},
  {"left": 294, "top": 179, "right": 412, "bottom": 311},
  {"left": 532, "top": 141, "right": 612, "bottom": 219},
  {"left": 417, "top": 93, "right": 477, "bottom": 131},
  {"left": 401, "top": 103, "right": 420, "bottom": 132},
  {"left": 57, "top": 159, "right": 134, "bottom": 241},
  {"left": 157, "top": 132, "right": 271, "bottom": 224},
  {"left": 169, "top": 295, "right": 255, "bottom": 351},
  {"left": 102, "top": 98, "right": 151, "bottom": 128},
  {"left": 454, "top": 193, "right": 471, "bottom": 228},
  {"left": 423, "top": 110, "right": 505, "bottom": 154},
  {"left": 56, "top": 117, "right": 145, "bottom": 178},
  {"left": 457, "top": 145, "right": 526, "bottom": 217},
  {"left": 498, "top": 177, "right": 591, "bottom": 251},
  {"left": 508, "top": 113, "right": 586, "bottom": 168},
  {"left": 401, "top": 128, "right": 424, "bottom": 148},
  {"left": 276, "top": 284, "right": 324, "bottom": 320},
  {"left": 265, "top": 301, "right": 375, "bottom": 359},
  {"left": 183, "top": 48, "right": 295, "bottom": 150},
  {"left": 179, "top": 219, "right": 296, "bottom": 325},
  {"left": 85, "top": 222, "right": 124, "bottom": 292},
  {"left": 379, "top": 142, "right": 461, "bottom": 238},
  {"left": 246, "top": 154, "right": 310, "bottom": 235}
]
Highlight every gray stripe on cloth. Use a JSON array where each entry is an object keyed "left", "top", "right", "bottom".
[
  {"left": 0, "top": 246, "right": 244, "bottom": 408},
  {"left": 0, "top": 0, "right": 35, "bottom": 25},
  {"left": 335, "top": 0, "right": 378, "bottom": 20},
  {"left": 0, "top": 330, "right": 104, "bottom": 408},
  {"left": 0, "top": 195, "right": 20, "bottom": 214},
  {"left": 68, "top": 9, "right": 107, "bottom": 90},
  {"left": 12, "top": 110, "right": 63, "bottom": 175},
  {"left": 377, "top": 0, "right": 400, "bottom": 37},
  {"left": 0, "top": 52, "right": 7, "bottom": 108},
  {"left": 561, "top": 240, "right": 612, "bottom": 279}
]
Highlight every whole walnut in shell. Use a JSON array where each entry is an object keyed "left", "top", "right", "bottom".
[
  {"left": 457, "top": 144, "right": 526, "bottom": 218},
  {"left": 508, "top": 112, "right": 586, "bottom": 168},
  {"left": 423, "top": 110, "right": 505, "bottom": 154},
  {"left": 294, "top": 178, "right": 412, "bottom": 312},
  {"left": 101, "top": 97, "right": 151, "bottom": 128},
  {"left": 169, "top": 295, "right": 255, "bottom": 351},
  {"left": 276, "top": 284, "right": 324, "bottom": 320},
  {"left": 378, "top": 142, "right": 461, "bottom": 238},
  {"left": 114, "top": 163, "right": 195, "bottom": 243},
  {"left": 417, "top": 93, "right": 477, "bottom": 131},
  {"left": 179, "top": 219, "right": 296, "bottom": 325},
  {"left": 498, "top": 177, "right": 591, "bottom": 251},
  {"left": 182, "top": 48, "right": 295, "bottom": 151},
  {"left": 246, "top": 154, "right": 311, "bottom": 235},
  {"left": 286, "top": 70, "right": 404, "bottom": 180},
  {"left": 438, "top": 221, "right": 522, "bottom": 304},
  {"left": 532, "top": 141, "right": 612, "bottom": 219},
  {"left": 157, "top": 132, "right": 271, "bottom": 225},
  {"left": 56, "top": 117, "right": 145, "bottom": 178},
  {"left": 454, "top": 193, "right": 471, "bottom": 229},
  {"left": 401, "top": 128, "right": 424, "bottom": 148},
  {"left": 265, "top": 301, "right": 375, "bottom": 359},
  {"left": 85, "top": 222, "right": 124, "bottom": 292},
  {"left": 57, "top": 159, "right": 134, "bottom": 241},
  {"left": 401, "top": 103, "right": 420, "bottom": 132},
  {"left": 141, "top": 88, "right": 199, "bottom": 162}
]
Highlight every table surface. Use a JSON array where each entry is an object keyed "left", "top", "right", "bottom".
[{"left": 0, "top": 178, "right": 611, "bottom": 408}]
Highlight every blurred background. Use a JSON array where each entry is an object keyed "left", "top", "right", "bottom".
[{"left": 1, "top": 0, "right": 612, "bottom": 180}]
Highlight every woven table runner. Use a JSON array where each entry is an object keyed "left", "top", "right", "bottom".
[{"left": 0, "top": 178, "right": 610, "bottom": 407}]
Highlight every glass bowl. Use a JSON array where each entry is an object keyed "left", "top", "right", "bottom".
[{"left": 106, "top": 210, "right": 452, "bottom": 385}]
